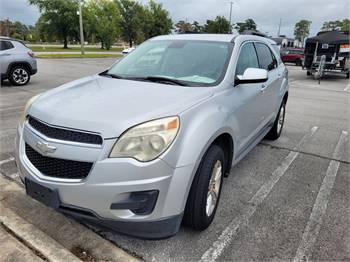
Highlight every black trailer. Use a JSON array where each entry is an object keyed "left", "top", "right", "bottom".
[{"left": 304, "top": 31, "right": 350, "bottom": 80}]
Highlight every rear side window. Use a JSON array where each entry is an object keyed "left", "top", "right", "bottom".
[
  {"left": 236, "top": 42, "right": 259, "bottom": 76},
  {"left": 255, "top": 42, "right": 276, "bottom": 71},
  {"left": 0, "top": 40, "right": 14, "bottom": 51}
]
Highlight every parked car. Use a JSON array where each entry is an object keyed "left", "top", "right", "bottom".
[
  {"left": 15, "top": 34, "right": 288, "bottom": 239},
  {"left": 0, "top": 37, "right": 37, "bottom": 86},
  {"left": 280, "top": 48, "right": 304, "bottom": 66},
  {"left": 122, "top": 46, "right": 136, "bottom": 55}
]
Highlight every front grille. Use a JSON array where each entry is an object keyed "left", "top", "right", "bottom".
[
  {"left": 28, "top": 116, "right": 103, "bottom": 145},
  {"left": 25, "top": 143, "right": 93, "bottom": 179}
]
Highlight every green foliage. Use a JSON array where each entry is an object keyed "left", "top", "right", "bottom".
[
  {"left": 141, "top": 0, "right": 172, "bottom": 40},
  {"left": 203, "top": 16, "right": 231, "bottom": 34},
  {"left": 234, "top": 19, "right": 257, "bottom": 33},
  {"left": 85, "top": 0, "right": 120, "bottom": 50},
  {"left": 115, "top": 0, "right": 144, "bottom": 47},
  {"left": 321, "top": 19, "right": 350, "bottom": 32},
  {"left": 28, "top": 0, "right": 79, "bottom": 48},
  {"left": 294, "top": 20, "right": 312, "bottom": 41}
]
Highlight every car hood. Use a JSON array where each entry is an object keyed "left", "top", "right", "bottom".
[{"left": 29, "top": 75, "right": 213, "bottom": 138}]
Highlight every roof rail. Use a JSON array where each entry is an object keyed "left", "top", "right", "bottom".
[{"left": 241, "top": 30, "right": 267, "bottom": 38}]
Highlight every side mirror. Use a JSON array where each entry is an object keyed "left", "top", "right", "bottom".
[{"left": 235, "top": 68, "right": 268, "bottom": 85}]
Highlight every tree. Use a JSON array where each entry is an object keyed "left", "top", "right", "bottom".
[
  {"left": 191, "top": 21, "right": 203, "bottom": 33},
  {"left": 142, "top": 0, "right": 172, "bottom": 40},
  {"left": 85, "top": 0, "right": 120, "bottom": 50},
  {"left": 175, "top": 20, "right": 192, "bottom": 33},
  {"left": 294, "top": 20, "right": 311, "bottom": 46},
  {"left": 28, "top": 0, "right": 79, "bottom": 48},
  {"left": 321, "top": 19, "right": 350, "bottom": 32},
  {"left": 203, "top": 16, "right": 230, "bottom": 33},
  {"left": 234, "top": 18, "right": 257, "bottom": 33},
  {"left": 115, "top": 0, "right": 144, "bottom": 47},
  {"left": 0, "top": 19, "right": 31, "bottom": 40}
]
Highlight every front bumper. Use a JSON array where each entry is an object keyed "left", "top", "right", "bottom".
[{"left": 15, "top": 122, "right": 195, "bottom": 238}]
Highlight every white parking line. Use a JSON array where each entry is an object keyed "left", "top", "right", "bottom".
[
  {"left": 200, "top": 126, "right": 319, "bottom": 262},
  {"left": 344, "top": 82, "right": 350, "bottom": 92},
  {"left": 293, "top": 130, "right": 348, "bottom": 262},
  {"left": 0, "top": 157, "right": 15, "bottom": 166},
  {"left": 291, "top": 81, "right": 349, "bottom": 93}
]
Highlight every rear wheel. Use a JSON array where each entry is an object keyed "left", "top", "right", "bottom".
[
  {"left": 346, "top": 72, "right": 349, "bottom": 79},
  {"left": 183, "top": 145, "right": 225, "bottom": 230},
  {"left": 9, "top": 65, "right": 30, "bottom": 86},
  {"left": 266, "top": 100, "right": 286, "bottom": 140},
  {"left": 307, "top": 71, "right": 311, "bottom": 76}
]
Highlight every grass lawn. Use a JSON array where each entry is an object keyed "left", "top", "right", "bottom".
[
  {"left": 35, "top": 53, "right": 122, "bottom": 59},
  {"left": 29, "top": 45, "right": 123, "bottom": 52}
]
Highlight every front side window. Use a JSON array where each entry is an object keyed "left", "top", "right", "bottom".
[
  {"left": 255, "top": 42, "right": 276, "bottom": 71},
  {"left": 107, "top": 40, "right": 233, "bottom": 86},
  {"left": 235, "top": 42, "right": 259, "bottom": 76}
]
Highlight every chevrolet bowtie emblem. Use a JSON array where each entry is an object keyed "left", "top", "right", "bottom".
[{"left": 36, "top": 141, "right": 57, "bottom": 154}]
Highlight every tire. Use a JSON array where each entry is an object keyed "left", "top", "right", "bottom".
[
  {"left": 183, "top": 144, "right": 226, "bottom": 231},
  {"left": 266, "top": 100, "right": 286, "bottom": 140},
  {"left": 346, "top": 72, "right": 349, "bottom": 79},
  {"left": 307, "top": 71, "right": 311, "bottom": 76},
  {"left": 9, "top": 65, "right": 31, "bottom": 86}
]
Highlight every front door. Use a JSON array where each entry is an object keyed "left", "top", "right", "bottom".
[{"left": 230, "top": 41, "right": 268, "bottom": 154}]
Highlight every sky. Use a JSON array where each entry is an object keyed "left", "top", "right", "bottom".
[{"left": 0, "top": 0, "right": 349, "bottom": 37}]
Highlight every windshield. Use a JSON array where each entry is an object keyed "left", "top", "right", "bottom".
[{"left": 107, "top": 40, "right": 233, "bottom": 86}]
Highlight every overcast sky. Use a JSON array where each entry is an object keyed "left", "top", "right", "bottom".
[{"left": 1, "top": 0, "right": 349, "bottom": 37}]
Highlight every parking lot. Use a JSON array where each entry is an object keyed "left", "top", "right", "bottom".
[{"left": 0, "top": 58, "right": 349, "bottom": 261}]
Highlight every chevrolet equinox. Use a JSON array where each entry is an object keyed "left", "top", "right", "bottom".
[{"left": 15, "top": 34, "right": 288, "bottom": 239}]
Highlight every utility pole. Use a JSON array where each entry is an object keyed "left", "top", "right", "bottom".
[
  {"left": 229, "top": 1, "right": 234, "bottom": 34},
  {"left": 277, "top": 18, "right": 282, "bottom": 37},
  {"left": 78, "top": 1, "right": 85, "bottom": 55}
]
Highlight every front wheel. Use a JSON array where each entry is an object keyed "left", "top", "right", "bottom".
[
  {"left": 266, "top": 100, "right": 286, "bottom": 140},
  {"left": 9, "top": 66, "right": 30, "bottom": 86},
  {"left": 183, "top": 145, "right": 225, "bottom": 230}
]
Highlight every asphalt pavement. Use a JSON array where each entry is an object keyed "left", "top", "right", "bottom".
[{"left": 0, "top": 59, "right": 349, "bottom": 261}]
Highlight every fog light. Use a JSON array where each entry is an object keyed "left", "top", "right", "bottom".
[{"left": 110, "top": 190, "right": 159, "bottom": 215}]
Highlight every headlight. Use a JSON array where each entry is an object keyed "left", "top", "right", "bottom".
[
  {"left": 19, "top": 94, "right": 40, "bottom": 123},
  {"left": 110, "top": 116, "right": 180, "bottom": 162}
]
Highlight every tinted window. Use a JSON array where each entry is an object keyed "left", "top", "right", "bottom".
[
  {"left": 235, "top": 42, "right": 259, "bottom": 76},
  {"left": 0, "top": 40, "right": 14, "bottom": 51},
  {"left": 255, "top": 42, "right": 276, "bottom": 71}
]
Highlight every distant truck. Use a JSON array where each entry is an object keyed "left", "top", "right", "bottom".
[{"left": 304, "top": 31, "right": 349, "bottom": 79}]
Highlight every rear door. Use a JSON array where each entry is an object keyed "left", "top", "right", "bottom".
[{"left": 254, "top": 42, "right": 280, "bottom": 124}]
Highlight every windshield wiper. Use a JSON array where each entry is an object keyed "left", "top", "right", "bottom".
[
  {"left": 99, "top": 71, "right": 124, "bottom": 79},
  {"left": 141, "top": 76, "right": 190, "bottom": 86}
]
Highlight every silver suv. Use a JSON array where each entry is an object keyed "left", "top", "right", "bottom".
[
  {"left": 15, "top": 34, "right": 288, "bottom": 239},
  {"left": 0, "top": 37, "right": 37, "bottom": 86}
]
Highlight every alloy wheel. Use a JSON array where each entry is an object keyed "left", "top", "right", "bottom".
[
  {"left": 206, "top": 160, "right": 222, "bottom": 217},
  {"left": 12, "top": 68, "right": 29, "bottom": 85}
]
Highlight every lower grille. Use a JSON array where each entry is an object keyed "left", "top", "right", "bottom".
[{"left": 25, "top": 143, "right": 93, "bottom": 179}]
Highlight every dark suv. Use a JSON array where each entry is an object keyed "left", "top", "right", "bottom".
[{"left": 0, "top": 37, "right": 37, "bottom": 86}]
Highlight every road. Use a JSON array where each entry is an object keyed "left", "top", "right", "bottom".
[{"left": 0, "top": 59, "right": 349, "bottom": 261}]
